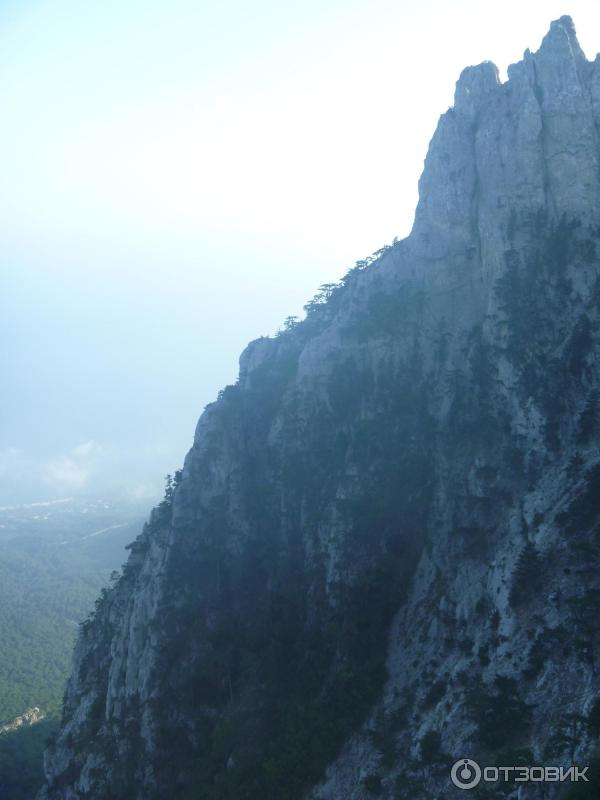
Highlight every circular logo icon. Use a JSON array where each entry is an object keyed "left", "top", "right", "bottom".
[{"left": 451, "top": 759, "right": 482, "bottom": 790}]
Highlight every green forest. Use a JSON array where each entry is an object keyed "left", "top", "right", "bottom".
[{"left": 0, "top": 499, "right": 144, "bottom": 800}]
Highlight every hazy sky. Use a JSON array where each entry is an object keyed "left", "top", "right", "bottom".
[{"left": 2, "top": 0, "right": 600, "bottom": 504}]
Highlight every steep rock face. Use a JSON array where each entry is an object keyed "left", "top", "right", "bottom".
[{"left": 41, "top": 17, "right": 600, "bottom": 800}]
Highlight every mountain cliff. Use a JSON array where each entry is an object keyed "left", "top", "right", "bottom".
[{"left": 40, "top": 17, "right": 600, "bottom": 800}]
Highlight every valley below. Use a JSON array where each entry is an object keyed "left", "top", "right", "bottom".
[{"left": 0, "top": 497, "right": 147, "bottom": 800}]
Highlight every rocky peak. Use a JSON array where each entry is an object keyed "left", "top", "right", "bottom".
[
  {"left": 541, "top": 14, "right": 585, "bottom": 61},
  {"left": 453, "top": 61, "right": 501, "bottom": 118},
  {"left": 412, "top": 16, "right": 600, "bottom": 266}
]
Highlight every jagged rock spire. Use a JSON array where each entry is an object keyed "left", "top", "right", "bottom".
[
  {"left": 540, "top": 14, "right": 585, "bottom": 59},
  {"left": 411, "top": 15, "right": 600, "bottom": 268}
]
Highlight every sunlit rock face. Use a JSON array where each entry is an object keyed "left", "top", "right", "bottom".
[
  {"left": 40, "top": 17, "right": 600, "bottom": 800},
  {"left": 0, "top": 707, "right": 45, "bottom": 734}
]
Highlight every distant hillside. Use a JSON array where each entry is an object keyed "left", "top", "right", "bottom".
[{"left": 0, "top": 498, "right": 145, "bottom": 800}]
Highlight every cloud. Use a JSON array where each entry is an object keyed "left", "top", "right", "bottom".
[
  {"left": 0, "top": 440, "right": 170, "bottom": 506},
  {"left": 70, "top": 440, "right": 104, "bottom": 458},
  {"left": 43, "top": 456, "right": 89, "bottom": 491},
  {"left": 42, "top": 441, "right": 105, "bottom": 492},
  {"left": 128, "top": 482, "right": 159, "bottom": 501}
]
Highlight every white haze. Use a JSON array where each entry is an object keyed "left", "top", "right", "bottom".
[{"left": 2, "top": 0, "right": 600, "bottom": 504}]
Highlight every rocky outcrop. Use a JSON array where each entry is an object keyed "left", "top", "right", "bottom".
[
  {"left": 40, "top": 16, "right": 600, "bottom": 800},
  {"left": 0, "top": 707, "right": 45, "bottom": 735}
]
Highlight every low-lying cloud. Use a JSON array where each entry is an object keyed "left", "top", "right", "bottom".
[{"left": 0, "top": 440, "right": 172, "bottom": 506}]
